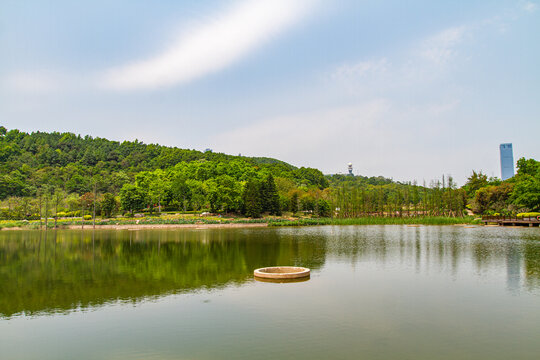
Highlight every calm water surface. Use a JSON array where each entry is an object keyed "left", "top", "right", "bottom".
[{"left": 1, "top": 225, "right": 539, "bottom": 359}]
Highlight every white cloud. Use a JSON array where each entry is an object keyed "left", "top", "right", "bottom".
[
  {"left": 330, "top": 25, "right": 469, "bottom": 93},
  {"left": 1, "top": 70, "right": 91, "bottom": 95},
  {"left": 523, "top": 1, "right": 538, "bottom": 12},
  {"left": 209, "top": 98, "right": 475, "bottom": 182},
  {"left": 211, "top": 100, "right": 389, "bottom": 168},
  {"left": 332, "top": 58, "right": 389, "bottom": 80},
  {"left": 328, "top": 26, "right": 470, "bottom": 101},
  {"left": 419, "top": 26, "right": 467, "bottom": 65},
  {"left": 2, "top": 72, "right": 64, "bottom": 94},
  {"left": 100, "top": 0, "right": 314, "bottom": 91},
  {"left": 226, "top": 24, "right": 471, "bottom": 181}
]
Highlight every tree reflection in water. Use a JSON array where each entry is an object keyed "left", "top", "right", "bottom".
[{"left": 0, "top": 226, "right": 538, "bottom": 318}]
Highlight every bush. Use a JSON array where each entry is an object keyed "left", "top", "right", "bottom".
[
  {"left": 517, "top": 212, "right": 540, "bottom": 218},
  {"left": 316, "top": 199, "right": 331, "bottom": 217},
  {"left": 83, "top": 215, "right": 92, "bottom": 220},
  {"left": 57, "top": 211, "right": 79, "bottom": 217}
]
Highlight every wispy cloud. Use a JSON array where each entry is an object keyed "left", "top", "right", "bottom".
[
  {"left": 332, "top": 58, "right": 389, "bottom": 80},
  {"left": 328, "top": 25, "right": 469, "bottom": 99},
  {"left": 419, "top": 26, "right": 468, "bottom": 65},
  {"left": 211, "top": 100, "right": 389, "bottom": 167},
  {"left": 2, "top": 71, "right": 65, "bottom": 94},
  {"left": 210, "top": 98, "right": 470, "bottom": 181},
  {"left": 523, "top": 1, "right": 538, "bottom": 13},
  {"left": 100, "top": 0, "right": 314, "bottom": 91},
  {"left": 247, "top": 24, "right": 471, "bottom": 179}
]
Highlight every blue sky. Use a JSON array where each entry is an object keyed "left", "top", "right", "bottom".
[{"left": 1, "top": 0, "right": 539, "bottom": 184}]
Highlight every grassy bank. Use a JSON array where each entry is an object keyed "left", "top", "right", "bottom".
[
  {"left": 268, "top": 216, "right": 480, "bottom": 227},
  {"left": 0, "top": 215, "right": 481, "bottom": 230},
  {"left": 0, "top": 217, "right": 269, "bottom": 229}
]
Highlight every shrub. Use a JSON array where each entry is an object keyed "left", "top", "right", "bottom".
[
  {"left": 83, "top": 215, "right": 92, "bottom": 220},
  {"left": 517, "top": 212, "right": 540, "bottom": 218}
]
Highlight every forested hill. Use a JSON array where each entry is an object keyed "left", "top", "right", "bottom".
[
  {"left": 1, "top": 126, "right": 538, "bottom": 218},
  {"left": 0, "top": 126, "right": 327, "bottom": 199}
]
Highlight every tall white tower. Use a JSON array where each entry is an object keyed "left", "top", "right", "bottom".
[{"left": 348, "top": 163, "right": 353, "bottom": 176}]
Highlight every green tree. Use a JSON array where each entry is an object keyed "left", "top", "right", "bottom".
[
  {"left": 171, "top": 175, "right": 191, "bottom": 211},
  {"left": 463, "top": 171, "right": 489, "bottom": 198},
  {"left": 505, "top": 158, "right": 540, "bottom": 212},
  {"left": 101, "top": 193, "right": 118, "bottom": 218},
  {"left": 263, "top": 174, "right": 281, "bottom": 215},
  {"left": 120, "top": 184, "right": 144, "bottom": 214},
  {"left": 215, "top": 175, "right": 242, "bottom": 213},
  {"left": 242, "top": 179, "right": 261, "bottom": 218},
  {"left": 203, "top": 179, "right": 219, "bottom": 212},
  {"left": 148, "top": 169, "right": 169, "bottom": 213},
  {"left": 472, "top": 183, "right": 513, "bottom": 214},
  {"left": 511, "top": 175, "right": 540, "bottom": 211},
  {"left": 289, "top": 191, "right": 299, "bottom": 214},
  {"left": 316, "top": 199, "right": 331, "bottom": 217},
  {"left": 516, "top": 158, "right": 539, "bottom": 176},
  {"left": 186, "top": 180, "right": 205, "bottom": 211}
]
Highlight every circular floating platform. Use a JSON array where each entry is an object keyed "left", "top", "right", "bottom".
[
  {"left": 254, "top": 276, "right": 310, "bottom": 284},
  {"left": 254, "top": 266, "right": 310, "bottom": 280}
]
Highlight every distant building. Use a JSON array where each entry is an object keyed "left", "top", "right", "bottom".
[
  {"left": 348, "top": 163, "right": 353, "bottom": 176},
  {"left": 205, "top": 148, "right": 213, "bottom": 153},
  {"left": 500, "top": 143, "right": 514, "bottom": 180}
]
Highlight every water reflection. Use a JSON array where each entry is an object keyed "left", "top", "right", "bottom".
[
  {"left": 506, "top": 244, "right": 521, "bottom": 294},
  {"left": 254, "top": 276, "right": 311, "bottom": 284},
  {"left": 0, "top": 228, "right": 326, "bottom": 318},
  {"left": 0, "top": 226, "right": 539, "bottom": 318}
]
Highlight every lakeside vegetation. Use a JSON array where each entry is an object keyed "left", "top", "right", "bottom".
[
  {"left": 268, "top": 216, "right": 480, "bottom": 226},
  {"left": 0, "top": 126, "right": 538, "bottom": 227},
  {"left": 0, "top": 215, "right": 478, "bottom": 230}
]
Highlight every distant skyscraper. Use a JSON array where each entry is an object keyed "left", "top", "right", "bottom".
[
  {"left": 348, "top": 163, "right": 353, "bottom": 176},
  {"left": 500, "top": 143, "right": 514, "bottom": 180}
]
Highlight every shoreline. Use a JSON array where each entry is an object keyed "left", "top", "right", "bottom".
[
  {"left": 2, "top": 223, "right": 534, "bottom": 231},
  {"left": 0, "top": 216, "right": 488, "bottom": 231},
  {"left": 0, "top": 223, "right": 269, "bottom": 231}
]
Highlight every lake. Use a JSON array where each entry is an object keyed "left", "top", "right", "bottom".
[{"left": 1, "top": 225, "right": 539, "bottom": 359}]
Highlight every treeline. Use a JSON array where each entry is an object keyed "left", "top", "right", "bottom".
[
  {"left": 1, "top": 126, "right": 537, "bottom": 219},
  {"left": 0, "top": 126, "right": 331, "bottom": 219},
  {"left": 118, "top": 163, "right": 292, "bottom": 217},
  {"left": 0, "top": 160, "right": 331, "bottom": 220},
  {"left": 0, "top": 126, "right": 326, "bottom": 199},
  {"left": 330, "top": 158, "right": 540, "bottom": 217},
  {"left": 331, "top": 177, "right": 467, "bottom": 217},
  {"left": 462, "top": 158, "right": 540, "bottom": 215}
]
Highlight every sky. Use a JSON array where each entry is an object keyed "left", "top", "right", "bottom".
[{"left": 1, "top": 0, "right": 539, "bottom": 184}]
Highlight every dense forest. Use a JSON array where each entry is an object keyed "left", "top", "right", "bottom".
[{"left": 0, "top": 126, "right": 538, "bottom": 220}]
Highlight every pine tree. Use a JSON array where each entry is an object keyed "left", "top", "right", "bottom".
[
  {"left": 259, "top": 178, "right": 269, "bottom": 212},
  {"left": 242, "top": 179, "right": 261, "bottom": 218},
  {"left": 264, "top": 174, "right": 281, "bottom": 215},
  {"left": 290, "top": 192, "right": 299, "bottom": 214}
]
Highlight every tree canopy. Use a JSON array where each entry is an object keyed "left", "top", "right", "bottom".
[{"left": 0, "top": 127, "right": 537, "bottom": 218}]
